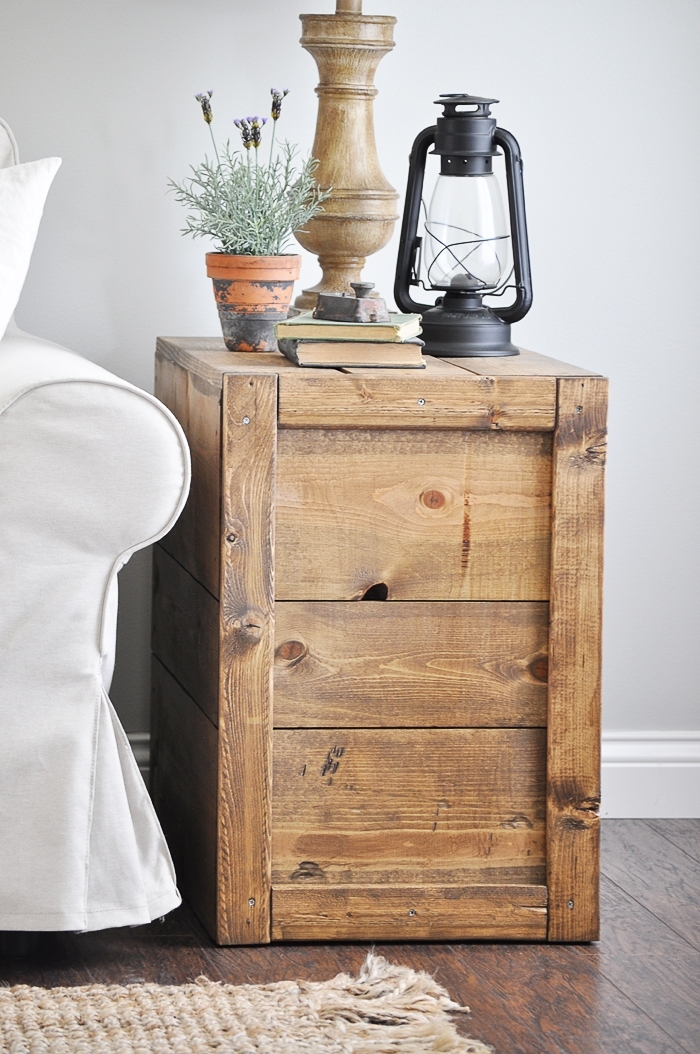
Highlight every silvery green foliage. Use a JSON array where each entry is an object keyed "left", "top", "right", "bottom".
[{"left": 170, "top": 142, "right": 329, "bottom": 257}]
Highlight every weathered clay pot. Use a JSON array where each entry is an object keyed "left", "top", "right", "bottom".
[{"left": 205, "top": 253, "right": 302, "bottom": 352}]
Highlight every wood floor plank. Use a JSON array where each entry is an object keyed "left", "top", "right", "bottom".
[
  {"left": 444, "top": 943, "right": 686, "bottom": 1054},
  {"left": 0, "top": 932, "right": 89, "bottom": 988},
  {"left": 65, "top": 912, "right": 219, "bottom": 987},
  {"left": 1, "top": 821, "right": 697, "bottom": 1054},
  {"left": 601, "top": 819, "right": 700, "bottom": 951},
  {"left": 594, "top": 874, "right": 700, "bottom": 1053},
  {"left": 645, "top": 818, "right": 700, "bottom": 863}
]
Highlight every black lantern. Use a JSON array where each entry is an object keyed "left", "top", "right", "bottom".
[{"left": 394, "top": 94, "right": 532, "bottom": 356}]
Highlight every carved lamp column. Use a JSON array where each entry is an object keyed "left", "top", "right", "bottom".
[{"left": 294, "top": 0, "right": 399, "bottom": 309}]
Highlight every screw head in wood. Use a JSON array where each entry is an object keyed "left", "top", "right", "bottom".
[
  {"left": 242, "top": 416, "right": 250, "bottom": 425},
  {"left": 417, "top": 398, "right": 425, "bottom": 405},
  {"left": 567, "top": 899, "right": 574, "bottom": 909},
  {"left": 408, "top": 909, "right": 416, "bottom": 916},
  {"left": 248, "top": 898, "right": 256, "bottom": 907}
]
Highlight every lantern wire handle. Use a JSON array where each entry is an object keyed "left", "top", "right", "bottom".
[{"left": 417, "top": 195, "right": 515, "bottom": 299}]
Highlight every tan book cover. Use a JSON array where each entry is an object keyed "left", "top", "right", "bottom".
[{"left": 278, "top": 338, "right": 425, "bottom": 369}]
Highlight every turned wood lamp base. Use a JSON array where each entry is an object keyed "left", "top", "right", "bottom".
[{"left": 294, "top": 0, "right": 399, "bottom": 309}]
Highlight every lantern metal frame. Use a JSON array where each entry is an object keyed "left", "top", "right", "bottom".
[{"left": 395, "top": 95, "right": 533, "bottom": 357}]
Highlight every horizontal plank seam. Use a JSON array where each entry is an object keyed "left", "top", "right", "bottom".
[
  {"left": 151, "top": 656, "right": 218, "bottom": 734},
  {"left": 274, "top": 598, "right": 551, "bottom": 604},
  {"left": 271, "top": 724, "right": 548, "bottom": 731}
]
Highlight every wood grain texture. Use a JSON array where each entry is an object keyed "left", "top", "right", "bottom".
[
  {"left": 152, "top": 544, "right": 219, "bottom": 727},
  {"left": 601, "top": 820, "right": 700, "bottom": 952},
  {"left": 596, "top": 874, "right": 700, "bottom": 1051},
  {"left": 293, "top": 11, "right": 398, "bottom": 308},
  {"left": 274, "top": 601, "right": 548, "bottom": 727},
  {"left": 155, "top": 349, "right": 222, "bottom": 596},
  {"left": 3, "top": 821, "right": 697, "bottom": 1053},
  {"left": 150, "top": 658, "right": 218, "bottom": 939},
  {"left": 217, "top": 373, "right": 276, "bottom": 945},
  {"left": 644, "top": 818, "right": 700, "bottom": 863},
  {"left": 547, "top": 377, "right": 607, "bottom": 941},
  {"left": 271, "top": 884, "right": 548, "bottom": 942},
  {"left": 157, "top": 338, "right": 298, "bottom": 391},
  {"left": 278, "top": 371, "right": 556, "bottom": 429},
  {"left": 272, "top": 728, "right": 545, "bottom": 886},
  {"left": 446, "top": 348, "right": 602, "bottom": 378},
  {"left": 276, "top": 428, "right": 552, "bottom": 600}
]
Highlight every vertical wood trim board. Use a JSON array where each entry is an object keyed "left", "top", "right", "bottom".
[
  {"left": 217, "top": 373, "right": 276, "bottom": 944},
  {"left": 547, "top": 377, "right": 607, "bottom": 941}
]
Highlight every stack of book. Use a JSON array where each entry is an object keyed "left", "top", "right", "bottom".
[{"left": 275, "top": 311, "right": 424, "bottom": 368}]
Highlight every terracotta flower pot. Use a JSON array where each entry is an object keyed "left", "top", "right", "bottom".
[{"left": 205, "top": 253, "right": 302, "bottom": 352}]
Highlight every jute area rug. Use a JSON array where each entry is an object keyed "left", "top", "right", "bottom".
[{"left": 0, "top": 953, "right": 491, "bottom": 1054}]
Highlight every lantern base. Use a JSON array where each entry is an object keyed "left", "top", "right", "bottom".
[{"left": 419, "top": 291, "right": 520, "bottom": 357}]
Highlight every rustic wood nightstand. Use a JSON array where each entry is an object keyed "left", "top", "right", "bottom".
[{"left": 151, "top": 339, "right": 606, "bottom": 945}]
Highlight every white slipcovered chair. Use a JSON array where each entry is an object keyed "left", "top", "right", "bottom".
[{"left": 0, "top": 118, "right": 190, "bottom": 931}]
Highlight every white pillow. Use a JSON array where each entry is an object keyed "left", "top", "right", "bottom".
[{"left": 0, "top": 157, "right": 61, "bottom": 341}]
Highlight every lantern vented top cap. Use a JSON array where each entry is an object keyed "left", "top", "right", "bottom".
[{"left": 436, "top": 94, "right": 498, "bottom": 117}]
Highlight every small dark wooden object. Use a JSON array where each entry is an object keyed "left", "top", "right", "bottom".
[{"left": 313, "top": 282, "right": 391, "bottom": 323}]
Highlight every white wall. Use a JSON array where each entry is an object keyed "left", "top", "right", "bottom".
[{"left": 2, "top": 1, "right": 699, "bottom": 807}]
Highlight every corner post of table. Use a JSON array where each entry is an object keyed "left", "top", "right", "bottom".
[
  {"left": 547, "top": 375, "right": 608, "bottom": 941},
  {"left": 217, "top": 372, "right": 277, "bottom": 944}
]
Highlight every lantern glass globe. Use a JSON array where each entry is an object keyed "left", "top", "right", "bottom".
[{"left": 424, "top": 172, "right": 510, "bottom": 291}]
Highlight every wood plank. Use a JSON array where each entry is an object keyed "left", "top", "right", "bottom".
[
  {"left": 601, "top": 820, "right": 700, "bottom": 952},
  {"left": 547, "top": 377, "right": 607, "bottom": 941},
  {"left": 217, "top": 372, "right": 276, "bottom": 945},
  {"left": 445, "top": 348, "right": 602, "bottom": 377},
  {"left": 645, "top": 818, "right": 700, "bottom": 863},
  {"left": 272, "top": 728, "right": 545, "bottom": 886},
  {"left": 276, "top": 428, "right": 552, "bottom": 600},
  {"left": 155, "top": 349, "right": 222, "bottom": 596},
  {"left": 272, "top": 830, "right": 545, "bottom": 887},
  {"left": 595, "top": 874, "right": 700, "bottom": 1052},
  {"left": 271, "top": 884, "right": 548, "bottom": 942},
  {"left": 152, "top": 544, "right": 219, "bottom": 727},
  {"left": 448, "top": 941, "right": 687, "bottom": 1054},
  {"left": 274, "top": 601, "right": 548, "bottom": 727},
  {"left": 278, "top": 371, "right": 556, "bottom": 429},
  {"left": 157, "top": 337, "right": 298, "bottom": 391},
  {"left": 150, "top": 658, "right": 218, "bottom": 939}
]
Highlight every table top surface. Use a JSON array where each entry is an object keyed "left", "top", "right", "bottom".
[{"left": 156, "top": 338, "right": 603, "bottom": 393}]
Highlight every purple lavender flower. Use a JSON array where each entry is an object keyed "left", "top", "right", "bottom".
[
  {"left": 194, "top": 90, "right": 213, "bottom": 124},
  {"left": 251, "top": 116, "right": 267, "bottom": 148},
  {"left": 270, "top": 88, "right": 289, "bottom": 122},
  {"left": 234, "top": 117, "right": 254, "bottom": 149}
]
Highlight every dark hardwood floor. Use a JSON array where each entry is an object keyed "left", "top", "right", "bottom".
[{"left": 1, "top": 819, "right": 698, "bottom": 1053}]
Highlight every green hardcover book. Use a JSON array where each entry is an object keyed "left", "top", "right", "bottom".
[{"left": 275, "top": 311, "right": 422, "bottom": 343}]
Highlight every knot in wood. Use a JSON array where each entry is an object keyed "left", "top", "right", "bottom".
[
  {"left": 528, "top": 655, "right": 549, "bottom": 683},
  {"left": 420, "top": 488, "right": 446, "bottom": 510},
  {"left": 276, "top": 639, "right": 307, "bottom": 664},
  {"left": 232, "top": 611, "right": 265, "bottom": 642}
]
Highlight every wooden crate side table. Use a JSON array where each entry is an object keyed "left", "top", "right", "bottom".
[{"left": 151, "top": 339, "right": 607, "bottom": 945}]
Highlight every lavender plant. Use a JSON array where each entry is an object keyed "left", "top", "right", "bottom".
[{"left": 170, "top": 89, "right": 329, "bottom": 257}]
